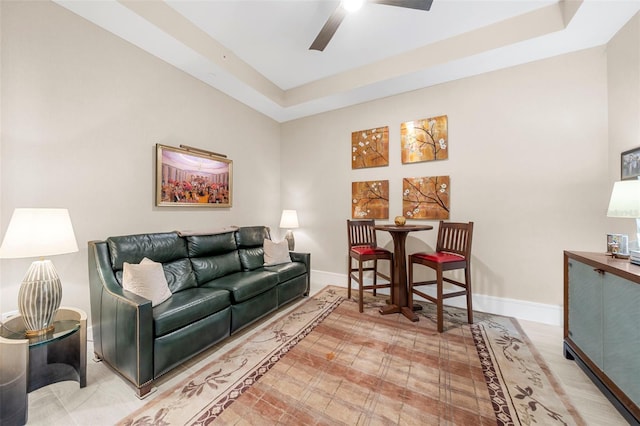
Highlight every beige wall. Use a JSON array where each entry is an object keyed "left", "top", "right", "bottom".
[
  {"left": 608, "top": 13, "right": 640, "bottom": 239},
  {"left": 1, "top": 1, "right": 637, "bottom": 322},
  {"left": 282, "top": 47, "right": 610, "bottom": 308},
  {"left": 0, "top": 1, "right": 282, "bottom": 315}
]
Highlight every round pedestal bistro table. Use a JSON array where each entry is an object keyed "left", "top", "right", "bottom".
[{"left": 373, "top": 224, "right": 433, "bottom": 322}]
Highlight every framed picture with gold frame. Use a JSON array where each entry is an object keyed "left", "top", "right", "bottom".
[{"left": 156, "top": 144, "right": 232, "bottom": 207}]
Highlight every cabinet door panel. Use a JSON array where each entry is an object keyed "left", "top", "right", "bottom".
[
  {"left": 568, "top": 259, "right": 603, "bottom": 368},
  {"left": 603, "top": 273, "right": 640, "bottom": 405}
]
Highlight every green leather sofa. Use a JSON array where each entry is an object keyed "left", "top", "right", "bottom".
[{"left": 87, "top": 226, "right": 310, "bottom": 397}]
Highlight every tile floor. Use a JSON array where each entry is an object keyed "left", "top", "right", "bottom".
[{"left": 20, "top": 282, "right": 630, "bottom": 425}]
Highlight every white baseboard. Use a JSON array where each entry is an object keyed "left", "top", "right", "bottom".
[{"left": 310, "top": 269, "right": 562, "bottom": 326}]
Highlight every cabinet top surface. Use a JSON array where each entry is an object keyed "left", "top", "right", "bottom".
[{"left": 565, "top": 250, "right": 640, "bottom": 283}]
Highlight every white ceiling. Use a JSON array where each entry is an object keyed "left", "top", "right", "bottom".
[{"left": 54, "top": 0, "right": 640, "bottom": 122}]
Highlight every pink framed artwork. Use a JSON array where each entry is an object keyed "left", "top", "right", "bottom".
[{"left": 156, "top": 144, "right": 232, "bottom": 207}]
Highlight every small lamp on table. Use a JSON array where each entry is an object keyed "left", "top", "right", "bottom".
[
  {"left": 0, "top": 208, "right": 79, "bottom": 336},
  {"left": 607, "top": 180, "right": 640, "bottom": 256},
  {"left": 279, "top": 210, "right": 299, "bottom": 251}
]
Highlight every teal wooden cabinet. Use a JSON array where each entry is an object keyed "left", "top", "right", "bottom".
[
  {"left": 564, "top": 251, "right": 640, "bottom": 424},
  {"left": 566, "top": 258, "right": 603, "bottom": 368}
]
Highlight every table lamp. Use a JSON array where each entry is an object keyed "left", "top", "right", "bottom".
[
  {"left": 0, "top": 208, "right": 79, "bottom": 336},
  {"left": 279, "top": 210, "right": 299, "bottom": 251},
  {"left": 607, "top": 180, "right": 640, "bottom": 250}
]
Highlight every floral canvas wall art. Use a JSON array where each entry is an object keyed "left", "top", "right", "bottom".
[
  {"left": 352, "top": 180, "right": 389, "bottom": 219},
  {"left": 401, "top": 115, "right": 448, "bottom": 164},
  {"left": 402, "top": 176, "right": 450, "bottom": 220},
  {"left": 352, "top": 127, "right": 389, "bottom": 169}
]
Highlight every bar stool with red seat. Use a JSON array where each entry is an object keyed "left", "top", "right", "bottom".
[
  {"left": 347, "top": 219, "right": 393, "bottom": 312},
  {"left": 408, "top": 221, "right": 474, "bottom": 332}
]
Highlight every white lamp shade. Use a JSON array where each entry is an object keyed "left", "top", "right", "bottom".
[
  {"left": 607, "top": 181, "right": 640, "bottom": 218},
  {"left": 0, "top": 208, "right": 79, "bottom": 259},
  {"left": 279, "top": 210, "right": 299, "bottom": 229}
]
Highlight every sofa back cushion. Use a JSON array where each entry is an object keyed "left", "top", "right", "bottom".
[
  {"left": 186, "top": 232, "right": 237, "bottom": 257},
  {"left": 159, "top": 259, "right": 199, "bottom": 293},
  {"left": 186, "top": 233, "right": 242, "bottom": 283},
  {"left": 235, "top": 226, "right": 270, "bottom": 271},
  {"left": 107, "top": 232, "right": 198, "bottom": 293}
]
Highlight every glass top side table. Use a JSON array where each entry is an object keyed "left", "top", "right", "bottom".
[
  {"left": 0, "top": 307, "right": 87, "bottom": 426},
  {"left": 1, "top": 319, "right": 80, "bottom": 345}
]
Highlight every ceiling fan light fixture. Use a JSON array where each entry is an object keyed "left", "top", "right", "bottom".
[
  {"left": 311, "top": 0, "right": 432, "bottom": 51},
  {"left": 342, "top": 0, "right": 365, "bottom": 13}
]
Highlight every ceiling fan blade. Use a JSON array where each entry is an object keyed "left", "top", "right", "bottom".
[
  {"left": 309, "top": 5, "right": 348, "bottom": 51},
  {"left": 369, "top": 0, "right": 433, "bottom": 11}
]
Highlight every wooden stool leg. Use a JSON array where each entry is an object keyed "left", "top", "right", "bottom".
[
  {"left": 347, "top": 257, "right": 352, "bottom": 300},
  {"left": 407, "top": 258, "right": 414, "bottom": 309},
  {"left": 465, "top": 267, "right": 473, "bottom": 325},
  {"left": 436, "top": 268, "right": 444, "bottom": 333},
  {"left": 358, "top": 262, "right": 364, "bottom": 313},
  {"left": 372, "top": 259, "right": 377, "bottom": 296},
  {"left": 389, "top": 255, "right": 394, "bottom": 304}
]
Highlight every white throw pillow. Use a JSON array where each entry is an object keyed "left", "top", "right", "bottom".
[
  {"left": 263, "top": 239, "right": 292, "bottom": 266},
  {"left": 122, "top": 257, "right": 172, "bottom": 306}
]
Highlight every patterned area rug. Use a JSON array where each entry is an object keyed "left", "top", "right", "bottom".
[{"left": 119, "top": 286, "right": 584, "bottom": 425}]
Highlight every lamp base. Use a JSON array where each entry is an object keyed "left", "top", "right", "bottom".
[
  {"left": 25, "top": 325, "right": 55, "bottom": 337},
  {"left": 18, "top": 260, "right": 62, "bottom": 336},
  {"left": 284, "top": 230, "right": 295, "bottom": 251}
]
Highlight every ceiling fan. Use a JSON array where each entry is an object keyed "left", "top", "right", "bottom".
[{"left": 309, "top": 0, "right": 434, "bottom": 52}]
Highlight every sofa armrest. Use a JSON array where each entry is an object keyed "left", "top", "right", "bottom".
[
  {"left": 289, "top": 251, "right": 311, "bottom": 296},
  {"left": 88, "top": 241, "right": 154, "bottom": 393}
]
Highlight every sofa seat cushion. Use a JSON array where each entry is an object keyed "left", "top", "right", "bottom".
[
  {"left": 264, "top": 262, "right": 306, "bottom": 283},
  {"left": 153, "top": 287, "right": 231, "bottom": 337},
  {"left": 203, "top": 270, "right": 278, "bottom": 303}
]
